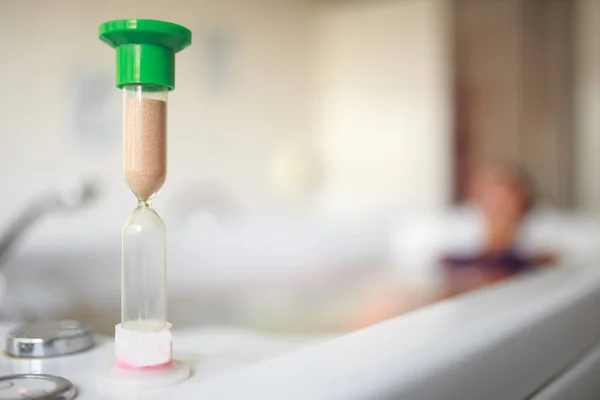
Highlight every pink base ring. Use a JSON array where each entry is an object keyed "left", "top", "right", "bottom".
[{"left": 115, "top": 360, "right": 173, "bottom": 371}]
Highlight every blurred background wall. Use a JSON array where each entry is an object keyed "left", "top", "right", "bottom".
[
  {"left": 453, "top": 0, "right": 574, "bottom": 206},
  {"left": 314, "top": 0, "right": 452, "bottom": 216},
  {"left": 575, "top": 0, "right": 600, "bottom": 213},
  {"left": 0, "top": 0, "right": 317, "bottom": 241},
  {"left": 0, "top": 0, "right": 598, "bottom": 240}
]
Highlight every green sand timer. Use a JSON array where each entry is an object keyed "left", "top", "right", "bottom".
[{"left": 96, "top": 19, "right": 191, "bottom": 392}]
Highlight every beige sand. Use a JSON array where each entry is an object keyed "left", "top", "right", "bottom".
[{"left": 124, "top": 98, "right": 167, "bottom": 202}]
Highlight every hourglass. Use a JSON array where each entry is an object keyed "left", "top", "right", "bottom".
[{"left": 97, "top": 19, "right": 191, "bottom": 391}]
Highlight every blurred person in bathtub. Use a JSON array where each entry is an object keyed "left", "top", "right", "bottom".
[
  {"left": 441, "top": 163, "right": 557, "bottom": 296},
  {"left": 349, "top": 163, "right": 557, "bottom": 330}
]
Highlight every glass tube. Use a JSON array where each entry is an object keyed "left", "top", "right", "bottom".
[
  {"left": 122, "top": 204, "right": 166, "bottom": 330},
  {"left": 121, "top": 84, "right": 168, "bottom": 331},
  {"left": 122, "top": 85, "right": 168, "bottom": 202}
]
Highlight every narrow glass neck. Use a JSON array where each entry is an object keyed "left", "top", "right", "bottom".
[{"left": 139, "top": 199, "right": 153, "bottom": 208}]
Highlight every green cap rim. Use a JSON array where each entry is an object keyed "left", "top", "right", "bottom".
[{"left": 99, "top": 19, "right": 192, "bottom": 90}]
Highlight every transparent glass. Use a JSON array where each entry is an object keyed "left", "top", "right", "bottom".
[
  {"left": 123, "top": 84, "right": 168, "bottom": 203},
  {"left": 121, "top": 84, "right": 169, "bottom": 331},
  {"left": 122, "top": 202, "right": 167, "bottom": 330}
]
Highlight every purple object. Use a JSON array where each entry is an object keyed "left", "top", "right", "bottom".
[{"left": 442, "top": 249, "right": 535, "bottom": 275}]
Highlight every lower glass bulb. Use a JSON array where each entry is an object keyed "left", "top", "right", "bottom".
[{"left": 122, "top": 202, "right": 167, "bottom": 330}]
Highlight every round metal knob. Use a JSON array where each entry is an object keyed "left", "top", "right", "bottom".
[{"left": 6, "top": 320, "right": 94, "bottom": 358}]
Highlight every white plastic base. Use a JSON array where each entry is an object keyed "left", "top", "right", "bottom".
[
  {"left": 115, "top": 322, "right": 172, "bottom": 368},
  {"left": 97, "top": 359, "right": 191, "bottom": 393}
]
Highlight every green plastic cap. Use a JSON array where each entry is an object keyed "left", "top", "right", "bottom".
[{"left": 98, "top": 19, "right": 191, "bottom": 90}]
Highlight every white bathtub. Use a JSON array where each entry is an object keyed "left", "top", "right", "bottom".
[
  {"left": 0, "top": 212, "right": 390, "bottom": 335},
  {"left": 2, "top": 207, "right": 600, "bottom": 336},
  {"left": 2, "top": 207, "right": 600, "bottom": 398}
]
